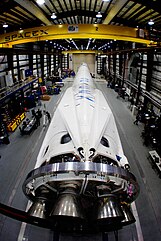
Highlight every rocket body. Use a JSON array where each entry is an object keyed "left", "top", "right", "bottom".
[{"left": 23, "top": 63, "right": 139, "bottom": 232}]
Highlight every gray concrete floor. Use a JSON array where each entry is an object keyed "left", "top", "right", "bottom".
[{"left": 0, "top": 79, "right": 161, "bottom": 241}]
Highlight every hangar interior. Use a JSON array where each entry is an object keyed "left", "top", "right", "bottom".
[{"left": 0, "top": 1, "right": 161, "bottom": 241}]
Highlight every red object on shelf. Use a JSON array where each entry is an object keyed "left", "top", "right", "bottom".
[{"left": 40, "top": 86, "right": 47, "bottom": 94}]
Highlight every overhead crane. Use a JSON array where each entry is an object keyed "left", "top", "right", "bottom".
[{"left": 0, "top": 24, "right": 154, "bottom": 48}]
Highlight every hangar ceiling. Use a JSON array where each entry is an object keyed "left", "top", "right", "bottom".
[{"left": 0, "top": 0, "right": 161, "bottom": 51}]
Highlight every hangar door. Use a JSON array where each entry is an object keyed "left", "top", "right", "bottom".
[{"left": 72, "top": 54, "right": 95, "bottom": 75}]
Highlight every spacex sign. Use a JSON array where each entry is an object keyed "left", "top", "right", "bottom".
[{"left": 4, "top": 29, "right": 49, "bottom": 42}]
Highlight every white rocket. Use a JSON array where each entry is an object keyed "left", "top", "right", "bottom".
[
  {"left": 36, "top": 63, "right": 128, "bottom": 168},
  {"left": 22, "top": 63, "right": 139, "bottom": 232}
]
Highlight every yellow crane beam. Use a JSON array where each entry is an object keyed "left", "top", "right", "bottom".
[{"left": 0, "top": 24, "right": 153, "bottom": 48}]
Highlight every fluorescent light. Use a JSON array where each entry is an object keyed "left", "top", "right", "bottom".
[
  {"left": 86, "top": 38, "right": 92, "bottom": 50},
  {"left": 148, "top": 19, "right": 154, "bottom": 25},
  {"left": 102, "top": 0, "right": 110, "bottom": 2},
  {"left": 96, "top": 12, "right": 102, "bottom": 18},
  {"left": 3, "top": 23, "right": 8, "bottom": 28},
  {"left": 36, "top": 0, "right": 45, "bottom": 5},
  {"left": 51, "top": 13, "right": 57, "bottom": 19}
]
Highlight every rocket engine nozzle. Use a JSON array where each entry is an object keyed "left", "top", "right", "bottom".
[
  {"left": 121, "top": 203, "right": 136, "bottom": 226},
  {"left": 96, "top": 194, "right": 124, "bottom": 224},
  {"left": 27, "top": 186, "right": 53, "bottom": 219},
  {"left": 48, "top": 186, "right": 85, "bottom": 232},
  {"left": 28, "top": 200, "right": 47, "bottom": 219},
  {"left": 50, "top": 187, "right": 85, "bottom": 220}
]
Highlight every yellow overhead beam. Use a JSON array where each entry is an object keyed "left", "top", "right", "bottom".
[
  {"left": 0, "top": 24, "right": 152, "bottom": 47},
  {"left": 62, "top": 50, "right": 103, "bottom": 54}
]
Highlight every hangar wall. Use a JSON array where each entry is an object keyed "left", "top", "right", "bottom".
[{"left": 105, "top": 50, "right": 161, "bottom": 114}]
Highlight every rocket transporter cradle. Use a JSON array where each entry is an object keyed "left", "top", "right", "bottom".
[{"left": 22, "top": 63, "right": 139, "bottom": 232}]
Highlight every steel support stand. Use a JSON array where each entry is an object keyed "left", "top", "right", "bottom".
[
  {"left": 53, "top": 230, "right": 60, "bottom": 241},
  {"left": 114, "top": 230, "right": 119, "bottom": 241},
  {"left": 102, "top": 232, "right": 109, "bottom": 241}
]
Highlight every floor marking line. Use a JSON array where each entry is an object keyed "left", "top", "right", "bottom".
[
  {"left": 132, "top": 202, "right": 144, "bottom": 241},
  {"left": 17, "top": 202, "right": 31, "bottom": 241}
]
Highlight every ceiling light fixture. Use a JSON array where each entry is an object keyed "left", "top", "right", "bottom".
[
  {"left": 19, "top": 28, "right": 23, "bottom": 33},
  {"left": 3, "top": 23, "right": 8, "bottom": 28},
  {"left": 36, "top": 0, "right": 45, "bottom": 4},
  {"left": 148, "top": 19, "right": 154, "bottom": 25},
  {"left": 102, "top": 0, "right": 110, "bottom": 2},
  {"left": 96, "top": 12, "right": 102, "bottom": 18},
  {"left": 51, "top": 13, "right": 57, "bottom": 19}
]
